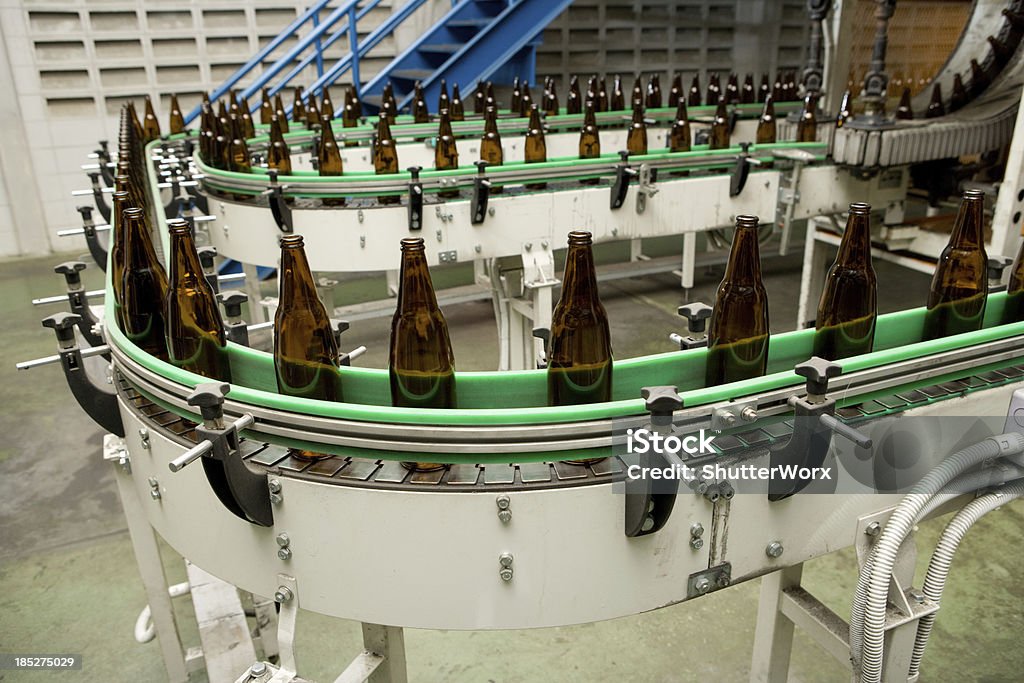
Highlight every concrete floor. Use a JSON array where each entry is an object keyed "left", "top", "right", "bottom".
[{"left": 2, "top": 239, "right": 1023, "bottom": 683}]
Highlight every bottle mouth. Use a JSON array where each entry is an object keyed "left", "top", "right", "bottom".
[
  {"left": 849, "top": 202, "right": 872, "bottom": 215},
  {"left": 167, "top": 219, "right": 192, "bottom": 235},
  {"left": 567, "top": 230, "right": 593, "bottom": 245},
  {"left": 735, "top": 215, "right": 760, "bottom": 229},
  {"left": 963, "top": 189, "right": 985, "bottom": 201},
  {"left": 401, "top": 237, "right": 426, "bottom": 251},
  {"left": 123, "top": 207, "right": 143, "bottom": 220},
  {"left": 280, "top": 234, "right": 305, "bottom": 248}
]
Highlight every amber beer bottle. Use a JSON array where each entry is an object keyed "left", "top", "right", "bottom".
[
  {"left": 688, "top": 74, "right": 702, "bottom": 107},
  {"left": 566, "top": 75, "right": 582, "bottom": 115},
  {"left": 579, "top": 100, "right": 601, "bottom": 158},
  {"left": 524, "top": 104, "right": 547, "bottom": 189},
  {"left": 120, "top": 208, "right": 170, "bottom": 361},
  {"left": 318, "top": 114, "right": 345, "bottom": 206},
  {"left": 292, "top": 86, "right": 307, "bottom": 125},
  {"left": 949, "top": 74, "right": 969, "bottom": 112},
  {"left": 705, "top": 215, "right": 769, "bottom": 385},
  {"left": 412, "top": 82, "right": 429, "bottom": 124},
  {"left": 168, "top": 94, "right": 185, "bottom": 135},
  {"left": 923, "top": 189, "right": 989, "bottom": 339},
  {"left": 1004, "top": 239, "right": 1024, "bottom": 323},
  {"left": 796, "top": 92, "right": 818, "bottom": 142},
  {"left": 813, "top": 203, "right": 877, "bottom": 359},
  {"left": 164, "top": 220, "right": 232, "bottom": 380},
  {"left": 758, "top": 74, "right": 770, "bottom": 103},
  {"left": 896, "top": 87, "right": 914, "bottom": 120},
  {"left": 321, "top": 86, "right": 335, "bottom": 121},
  {"left": 435, "top": 108, "right": 459, "bottom": 198},
  {"left": 390, "top": 238, "right": 457, "bottom": 470},
  {"left": 437, "top": 78, "right": 450, "bottom": 113},
  {"left": 756, "top": 95, "right": 776, "bottom": 143},
  {"left": 109, "top": 190, "right": 131, "bottom": 329},
  {"left": 480, "top": 106, "right": 503, "bottom": 193},
  {"left": 668, "top": 99, "right": 691, "bottom": 153},
  {"left": 709, "top": 99, "right": 730, "bottom": 150},
  {"left": 341, "top": 88, "right": 359, "bottom": 130},
  {"left": 626, "top": 103, "right": 647, "bottom": 155},
  {"left": 274, "top": 94, "right": 289, "bottom": 133},
  {"left": 305, "top": 95, "right": 321, "bottom": 132},
  {"left": 260, "top": 88, "right": 274, "bottom": 124},
  {"left": 267, "top": 116, "right": 292, "bottom": 175},
  {"left": 741, "top": 74, "right": 755, "bottom": 104},
  {"left": 142, "top": 96, "right": 161, "bottom": 142},
  {"left": 373, "top": 113, "right": 400, "bottom": 204},
  {"left": 925, "top": 83, "right": 945, "bottom": 118},
  {"left": 450, "top": 84, "right": 465, "bottom": 121},
  {"left": 548, "top": 231, "right": 613, "bottom": 410},
  {"left": 227, "top": 114, "right": 251, "bottom": 172},
  {"left": 668, "top": 74, "right": 682, "bottom": 108},
  {"left": 610, "top": 75, "right": 625, "bottom": 111}
]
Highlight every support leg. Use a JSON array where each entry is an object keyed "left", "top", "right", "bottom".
[
  {"left": 796, "top": 223, "right": 830, "bottom": 329},
  {"left": 105, "top": 435, "right": 189, "bottom": 683},
  {"left": 750, "top": 564, "right": 804, "bottom": 683},
  {"left": 362, "top": 624, "right": 408, "bottom": 683},
  {"left": 680, "top": 232, "right": 697, "bottom": 290}
]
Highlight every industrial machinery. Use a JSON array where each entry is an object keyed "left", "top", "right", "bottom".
[{"left": 21, "top": 1, "right": 1024, "bottom": 682}]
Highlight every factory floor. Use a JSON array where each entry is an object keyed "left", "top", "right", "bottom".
[{"left": 2, "top": 236, "right": 1023, "bottom": 683}]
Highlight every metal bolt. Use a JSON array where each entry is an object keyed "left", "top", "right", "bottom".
[
  {"left": 277, "top": 547, "right": 292, "bottom": 561},
  {"left": 496, "top": 495, "right": 510, "bottom": 510},
  {"left": 499, "top": 568, "right": 513, "bottom": 581},
  {"left": 689, "top": 537, "right": 704, "bottom": 550},
  {"left": 359, "top": 235, "right": 366, "bottom": 248},
  {"left": 716, "top": 574, "right": 730, "bottom": 588},
  {"left": 139, "top": 428, "right": 150, "bottom": 449},
  {"left": 721, "top": 413, "right": 737, "bottom": 427},
  {"left": 474, "top": 244, "right": 482, "bottom": 253},
  {"left": 268, "top": 479, "right": 281, "bottom": 494},
  {"left": 694, "top": 577, "right": 712, "bottom": 594},
  {"left": 498, "top": 510, "right": 512, "bottom": 523},
  {"left": 766, "top": 541, "right": 784, "bottom": 558},
  {"left": 865, "top": 522, "right": 882, "bottom": 537},
  {"left": 488, "top": 207, "right": 495, "bottom": 216},
  {"left": 690, "top": 522, "right": 704, "bottom": 538},
  {"left": 541, "top": 241, "right": 549, "bottom": 249},
  {"left": 499, "top": 553, "right": 514, "bottom": 581},
  {"left": 741, "top": 406, "right": 758, "bottom": 422},
  {"left": 274, "top": 586, "right": 293, "bottom": 603},
  {"left": 641, "top": 517, "right": 655, "bottom": 532},
  {"left": 611, "top": 227, "right": 618, "bottom": 236},
  {"left": 908, "top": 588, "right": 925, "bottom": 604},
  {"left": 524, "top": 242, "right": 532, "bottom": 251},
  {"left": 357, "top": 209, "right": 365, "bottom": 223},
  {"left": 436, "top": 229, "right": 443, "bottom": 242},
  {"left": 249, "top": 661, "right": 267, "bottom": 676},
  {"left": 276, "top": 533, "right": 290, "bottom": 548},
  {"left": 148, "top": 477, "right": 161, "bottom": 500}
]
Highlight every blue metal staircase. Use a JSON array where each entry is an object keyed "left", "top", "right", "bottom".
[{"left": 184, "top": 0, "right": 574, "bottom": 125}]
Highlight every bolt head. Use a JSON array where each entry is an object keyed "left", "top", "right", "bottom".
[
  {"left": 276, "top": 533, "right": 290, "bottom": 547},
  {"left": 690, "top": 522, "right": 704, "bottom": 537},
  {"left": 277, "top": 547, "right": 292, "bottom": 561},
  {"left": 496, "top": 495, "right": 510, "bottom": 510},
  {"left": 499, "top": 568, "right": 514, "bottom": 581},
  {"left": 716, "top": 575, "right": 730, "bottom": 588},
  {"left": 641, "top": 517, "right": 655, "bottom": 532},
  {"left": 499, "top": 553, "right": 514, "bottom": 568},
  {"left": 498, "top": 510, "right": 512, "bottom": 524},
  {"left": 690, "top": 537, "right": 704, "bottom": 550},
  {"left": 274, "top": 586, "right": 293, "bottom": 602},
  {"left": 694, "top": 577, "right": 711, "bottom": 594},
  {"left": 865, "top": 522, "right": 882, "bottom": 537},
  {"left": 268, "top": 479, "right": 282, "bottom": 494},
  {"left": 488, "top": 207, "right": 496, "bottom": 217},
  {"left": 150, "top": 489, "right": 161, "bottom": 500},
  {"left": 250, "top": 661, "right": 267, "bottom": 676},
  {"left": 766, "top": 541, "right": 784, "bottom": 558},
  {"left": 741, "top": 406, "right": 758, "bottom": 422}
]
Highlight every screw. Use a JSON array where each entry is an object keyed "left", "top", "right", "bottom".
[
  {"left": 359, "top": 235, "right": 366, "bottom": 248},
  {"left": 274, "top": 586, "right": 293, "bottom": 603},
  {"left": 488, "top": 207, "right": 495, "bottom": 216},
  {"left": 277, "top": 547, "right": 292, "bottom": 561},
  {"left": 249, "top": 661, "right": 267, "bottom": 676},
  {"left": 690, "top": 537, "right": 704, "bottom": 550},
  {"left": 268, "top": 480, "right": 281, "bottom": 494},
  {"left": 721, "top": 413, "right": 737, "bottom": 427},
  {"left": 499, "top": 553, "right": 514, "bottom": 568},
  {"left": 694, "top": 577, "right": 711, "bottom": 594},
  {"left": 474, "top": 244, "right": 482, "bottom": 253},
  {"left": 908, "top": 588, "right": 925, "bottom": 604},
  {"left": 276, "top": 533, "right": 290, "bottom": 548},
  {"left": 541, "top": 241, "right": 549, "bottom": 249},
  {"left": 865, "top": 522, "right": 882, "bottom": 537},
  {"left": 766, "top": 541, "right": 784, "bottom": 558},
  {"left": 498, "top": 510, "right": 512, "bottom": 523},
  {"left": 641, "top": 517, "right": 655, "bottom": 532},
  {"left": 690, "top": 522, "right": 704, "bottom": 538},
  {"left": 499, "top": 568, "right": 513, "bottom": 581},
  {"left": 716, "top": 574, "right": 730, "bottom": 588},
  {"left": 524, "top": 242, "right": 532, "bottom": 251},
  {"left": 357, "top": 210, "right": 365, "bottom": 223},
  {"left": 496, "top": 495, "right": 510, "bottom": 510},
  {"left": 139, "top": 428, "right": 150, "bottom": 449},
  {"left": 741, "top": 406, "right": 758, "bottom": 422},
  {"left": 436, "top": 229, "right": 443, "bottom": 242}
]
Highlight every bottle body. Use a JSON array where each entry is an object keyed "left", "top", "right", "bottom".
[
  {"left": 796, "top": 93, "right": 817, "bottom": 142},
  {"left": 548, "top": 231, "right": 613, "bottom": 407},
  {"left": 923, "top": 190, "right": 989, "bottom": 339},
  {"left": 374, "top": 113, "right": 400, "bottom": 204},
  {"left": 626, "top": 104, "right": 648, "bottom": 155},
  {"left": 813, "top": 203, "right": 877, "bottom": 359},
  {"left": 709, "top": 100, "right": 730, "bottom": 150},
  {"left": 165, "top": 220, "right": 232, "bottom": 381},
  {"left": 705, "top": 216, "right": 769, "bottom": 385},
  {"left": 120, "top": 208, "right": 170, "bottom": 360}
]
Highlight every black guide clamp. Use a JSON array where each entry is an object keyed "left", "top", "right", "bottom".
[
  {"left": 988, "top": 255, "right": 1014, "bottom": 292},
  {"left": 671, "top": 302, "right": 713, "bottom": 350},
  {"left": 182, "top": 137, "right": 195, "bottom": 160},
  {"left": 471, "top": 161, "right": 492, "bottom": 225},
  {"left": 407, "top": 166, "right": 424, "bottom": 231},
  {"left": 217, "top": 291, "right": 250, "bottom": 346},
  {"left": 532, "top": 327, "right": 550, "bottom": 369},
  {"left": 95, "top": 140, "right": 114, "bottom": 188},
  {"left": 332, "top": 320, "right": 366, "bottom": 366},
  {"left": 88, "top": 172, "right": 112, "bottom": 224},
  {"left": 694, "top": 129, "right": 710, "bottom": 146},
  {"left": 163, "top": 177, "right": 187, "bottom": 219},
  {"left": 767, "top": 357, "right": 872, "bottom": 501},
  {"left": 54, "top": 261, "right": 106, "bottom": 348},
  {"left": 167, "top": 383, "right": 273, "bottom": 527},
  {"left": 185, "top": 174, "right": 209, "bottom": 214},
  {"left": 267, "top": 170, "right": 294, "bottom": 234},
  {"left": 76, "top": 205, "right": 108, "bottom": 273},
  {"left": 41, "top": 312, "right": 123, "bottom": 437},
  {"left": 310, "top": 135, "right": 321, "bottom": 172},
  {"left": 624, "top": 386, "right": 683, "bottom": 537},
  {"left": 610, "top": 150, "right": 637, "bottom": 210},
  {"left": 728, "top": 106, "right": 740, "bottom": 134},
  {"left": 197, "top": 246, "right": 219, "bottom": 294},
  {"left": 729, "top": 142, "right": 756, "bottom": 197}
]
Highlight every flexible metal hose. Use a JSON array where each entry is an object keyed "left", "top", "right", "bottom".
[
  {"left": 850, "top": 433, "right": 1024, "bottom": 683},
  {"left": 917, "top": 464, "right": 1024, "bottom": 521},
  {"left": 907, "top": 482, "right": 1024, "bottom": 678}
]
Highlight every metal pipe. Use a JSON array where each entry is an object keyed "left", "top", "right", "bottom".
[
  {"left": 168, "top": 441, "right": 213, "bottom": 472},
  {"left": 33, "top": 290, "right": 105, "bottom": 306},
  {"left": 16, "top": 344, "right": 110, "bottom": 371}
]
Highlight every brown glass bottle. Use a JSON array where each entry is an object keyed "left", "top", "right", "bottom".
[
  {"left": 949, "top": 74, "right": 969, "bottom": 112},
  {"left": 796, "top": 92, "right": 817, "bottom": 142},
  {"left": 649, "top": 74, "right": 662, "bottom": 108},
  {"left": 519, "top": 85, "right": 534, "bottom": 117},
  {"left": 435, "top": 108, "right": 459, "bottom": 198},
  {"left": 667, "top": 74, "right": 682, "bottom": 108},
  {"left": 579, "top": 100, "right": 601, "bottom": 159},
  {"left": 544, "top": 79, "right": 559, "bottom": 117},
  {"left": 970, "top": 59, "right": 990, "bottom": 96},
  {"left": 758, "top": 74, "right": 770, "bottom": 103},
  {"left": 1005, "top": 238, "right": 1024, "bottom": 323},
  {"left": 668, "top": 99, "right": 691, "bottom": 153},
  {"left": 480, "top": 105, "right": 504, "bottom": 180},
  {"left": 450, "top": 83, "right": 465, "bottom": 121},
  {"left": 925, "top": 83, "right": 945, "bottom": 118},
  {"left": 705, "top": 215, "right": 769, "bottom": 386},
  {"left": 274, "top": 235, "right": 341, "bottom": 454},
  {"left": 109, "top": 190, "right": 131, "bottom": 330},
  {"left": 566, "top": 75, "right": 582, "bottom": 115},
  {"left": 510, "top": 76, "right": 522, "bottom": 113},
  {"left": 321, "top": 86, "right": 335, "bottom": 121},
  {"left": 382, "top": 82, "right": 397, "bottom": 123},
  {"left": 260, "top": 88, "right": 274, "bottom": 124},
  {"left": 548, "top": 230, "right": 613, "bottom": 413},
  {"left": 756, "top": 95, "right": 776, "bottom": 143},
  {"left": 240, "top": 105, "right": 255, "bottom": 139},
  {"left": 741, "top": 74, "right": 755, "bottom": 104},
  {"left": 390, "top": 238, "right": 457, "bottom": 470},
  {"left": 626, "top": 103, "right": 647, "bottom": 155},
  {"left": 630, "top": 76, "right": 643, "bottom": 109},
  {"left": 292, "top": 86, "right": 307, "bottom": 125},
  {"left": 725, "top": 73, "right": 740, "bottom": 104},
  {"left": 923, "top": 190, "right": 989, "bottom": 339},
  {"left": 318, "top": 114, "right": 343, "bottom": 175},
  {"left": 813, "top": 203, "right": 877, "bottom": 359},
  {"left": 610, "top": 75, "right": 625, "bottom": 111},
  {"left": 168, "top": 94, "right": 185, "bottom": 135},
  {"left": 227, "top": 114, "right": 251, "bottom": 172},
  {"left": 709, "top": 99, "right": 730, "bottom": 150},
  {"left": 688, "top": 74, "right": 702, "bottom": 107},
  {"left": 374, "top": 113, "right": 400, "bottom": 204},
  {"left": 896, "top": 87, "right": 914, "bottom": 120},
  {"left": 412, "top": 82, "right": 429, "bottom": 123},
  {"left": 706, "top": 73, "right": 721, "bottom": 105},
  {"left": 341, "top": 88, "right": 359, "bottom": 131},
  {"left": 267, "top": 116, "right": 292, "bottom": 175},
  {"left": 143, "top": 96, "right": 161, "bottom": 142},
  {"left": 524, "top": 104, "right": 547, "bottom": 189},
  {"left": 164, "top": 220, "right": 231, "bottom": 380},
  {"left": 274, "top": 94, "right": 290, "bottom": 133},
  {"left": 120, "top": 207, "right": 169, "bottom": 361},
  {"left": 437, "top": 78, "right": 450, "bottom": 114}
]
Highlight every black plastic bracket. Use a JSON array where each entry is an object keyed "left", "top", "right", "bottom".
[
  {"left": 407, "top": 166, "right": 423, "bottom": 230},
  {"left": 54, "top": 261, "right": 106, "bottom": 349},
  {"left": 197, "top": 246, "right": 219, "bottom": 294},
  {"left": 95, "top": 140, "right": 114, "bottom": 188},
  {"left": 163, "top": 177, "right": 185, "bottom": 219},
  {"left": 988, "top": 255, "right": 1014, "bottom": 292},
  {"left": 767, "top": 357, "right": 872, "bottom": 501},
  {"left": 531, "top": 327, "right": 550, "bottom": 369},
  {"left": 730, "top": 142, "right": 753, "bottom": 197},
  {"left": 676, "top": 302, "right": 713, "bottom": 349},
  {"left": 188, "top": 383, "right": 274, "bottom": 527},
  {"left": 76, "top": 205, "right": 108, "bottom": 273},
  {"left": 266, "top": 170, "right": 294, "bottom": 234},
  {"left": 625, "top": 386, "right": 683, "bottom": 537},
  {"left": 89, "top": 172, "right": 112, "bottom": 224},
  {"left": 610, "top": 150, "right": 636, "bottom": 210},
  {"left": 471, "top": 161, "right": 491, "bottom": 225},
  {"left": 41, "top": 312, "right": 123, "bottom": 437},
  {"left": 217, "top": 290, "right": 249, "bottom": 346}
]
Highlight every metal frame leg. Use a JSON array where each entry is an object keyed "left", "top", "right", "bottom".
[
  {"left": 680, "top": 232, "right": 696, "bottom": 290},
  {"left": 104, "top": 435, "right": 189, "bottom": 683},
  {"left": 750, "top": 564, "right": 804, "bottom": 683}
]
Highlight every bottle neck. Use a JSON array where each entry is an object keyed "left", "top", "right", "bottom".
[
  {"left": 169, "top": 230, "right": 205, "bottom": 288},
  {"left": 950, "top": 196, "right": 986, "bottom": 249},
  {"left": 397, "top": 248, "right": 440, "bottom": 311},
  {"left": 279, "top": 245, "right": 320, "bottom": 307},
  {"left": 724, "top": 225, "right": 762, "bottom": 285},
  {"left": 836, "top": 211, "right": 872, "bottom": 266},
  {"left": 561, "top": 241, "right": 600, "bottom": 303}
]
